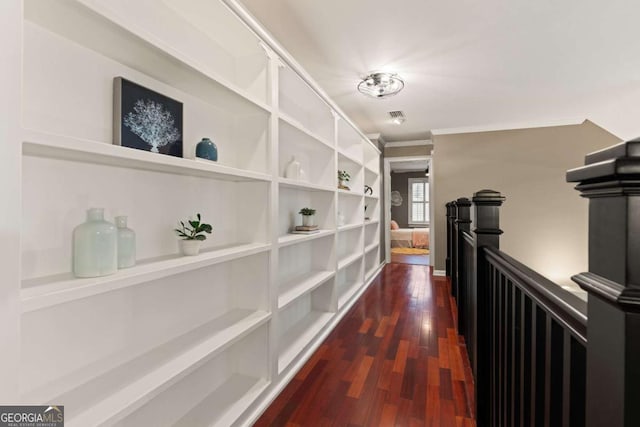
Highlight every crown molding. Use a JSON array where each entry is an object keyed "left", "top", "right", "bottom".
[
  {"left": 384, "top": 139, "right": 433, "bottom": 148},
  {"left": 431, "top": 118, "right": 586, "bottom": 136}
]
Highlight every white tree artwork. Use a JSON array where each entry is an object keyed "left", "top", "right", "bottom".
[{"left": 124, "top": 99, "right": 180, "bottom": 153}]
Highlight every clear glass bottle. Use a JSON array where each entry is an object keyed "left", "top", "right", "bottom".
[
  {"left": 73, "top": 208, "right": 117, "bottom": 278},
  {"left": 115, "top": 216, "right": 136, "bottom": 269}
]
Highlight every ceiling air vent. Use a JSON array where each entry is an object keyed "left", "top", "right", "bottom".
[{"left": 389, "top": 110, "right": 406, "bottom": 125}]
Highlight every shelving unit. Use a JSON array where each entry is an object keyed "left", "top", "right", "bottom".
[{"left": 12, "top": 0, "right": 384, "bottom": 425}]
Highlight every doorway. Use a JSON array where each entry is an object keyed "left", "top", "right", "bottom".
[{"left": 384, "top": 156, "right": 432, "bottom": 266}]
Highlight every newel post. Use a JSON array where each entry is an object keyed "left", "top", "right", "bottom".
[
  {"left": 450, "top": 201, "right": 459, "bottom": 296},
  {"left": 567, "top": 140, "right": 640, "bottom": 427},
  {"left": 446, "top": 202, "right": 453, "bottom": 277},
  {"left": 471, "top": 189, "right": 505, "bottom": 427},
  {"left": 455, "top": 197, "right": 472, "bottom": 335}
]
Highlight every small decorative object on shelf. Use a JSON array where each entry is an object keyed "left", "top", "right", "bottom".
[
  {"left": 292, "top": 224, "right": 320, "bottom": 234},
  {"left": 285, "top": 156, "right": 301, "bottom": 180},
  {"left": 114, "top": 77, "right": 183, "bottom": 157},
  {"left": 338, "top": 170, "right": 351, "bottom": 190},
  {"left": 298, "top": 207, "right": 317, "bottom": 227},
  {"left": 175, "top": 213, "right": 212, "bottom": 256},
  {"left": 195, "top": 137, "right": 218, "bottom": 161},
  {"left": 365, "top": 205, "right": 370, "bottom": 221},
  {"left": 73, "top": 208, "right": 117, "bottom": 278},
  {"left": 115, "top": 216, "right": 136, "bottom": 269},
  {"left": 337, "top": 211, "right": 345, "bottom": 227},
  {"left": 364, "top": 185, "right": 373, "bottom": 195}
]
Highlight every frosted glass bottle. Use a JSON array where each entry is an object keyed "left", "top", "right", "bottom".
[
  {"left": 285, "top": 156, "right": 301, "bottom": 180},
  {"left": 73, "top": 208, "right": 117, "bottom": 278},
  {"left": 115, "top": 216, "right": 136, "bottom": 269}
]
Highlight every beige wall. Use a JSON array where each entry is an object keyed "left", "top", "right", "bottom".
[
  {"left": 384, "top": 145, "right": 433, "bottom": 158},
  {"left": 432, "top": 121, "right": 620, "bottom": 285}
]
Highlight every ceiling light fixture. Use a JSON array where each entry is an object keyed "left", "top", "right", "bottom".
[{"left": 358, "top": 72, "right": 405, "bottom": 98}]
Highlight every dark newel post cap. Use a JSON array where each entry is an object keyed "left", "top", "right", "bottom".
[
  {"left": 472, "top": 189, "right": 506, "bottom": 205},
  {"left": 567, "top": 139, "right": 640, "bottom": 192},
  {"left": 456, "top": 197, "right": 472, "bottom": 207}
]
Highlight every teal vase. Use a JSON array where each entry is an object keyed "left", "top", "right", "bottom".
[
  {"left": 73, "top": 208, "right": 117, "bottom": 278},
  {"left": 115, "top": 216, "right": 136, "bottom": 269},
  {"left": 196, "top": 137, "right": 218, "bottom": 161}
]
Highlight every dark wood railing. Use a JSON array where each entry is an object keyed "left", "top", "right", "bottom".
[{"left": 445, "top": 139, "right": 640, "bottom": 427}]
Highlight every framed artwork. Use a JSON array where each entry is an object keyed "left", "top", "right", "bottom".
[{"left": 113, "top": 77, "right": 183, "bottom": 157}]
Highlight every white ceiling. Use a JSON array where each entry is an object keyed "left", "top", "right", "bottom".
[{"left": 238, "top": 0, "right": 640, "bottom": 142}]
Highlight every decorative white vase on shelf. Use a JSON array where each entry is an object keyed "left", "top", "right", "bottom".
[
  {"left": 302, "top": 215, "right": 315, "bottom": 227},
  {"left": 285, "top": 156, "right": 301, "bottom": 180},
  {"left": 72, "top": 208, "right": 117, "bottom": 278},
  {"left": 115, "top": 216, "right": 136, "bottom": 269},
  {"left": 180, "top": 239, "right": 202, "bottom": 256}
]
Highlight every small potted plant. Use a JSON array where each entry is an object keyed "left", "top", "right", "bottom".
[
  {"left": 298, "top": 207, "right": 317, "bottom": 227},
  {"left": 338, "top": 170, "right": 351, "bottom": 190},
  {"left": 174, "top": 213, "right": 212, "bottom": 256}
]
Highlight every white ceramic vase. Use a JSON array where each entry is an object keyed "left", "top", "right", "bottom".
[
  {"left": 180, "top": 239, "right": 202, "bottom": 256},
  {"left": 302, "top": 215, "right": 315, "bottom": 227},
  {"left": 285, "top": 156, "right": 301, "bottom": 180},
  {"left": 115, "top": 215, "right": 136, "bottom": 269}
]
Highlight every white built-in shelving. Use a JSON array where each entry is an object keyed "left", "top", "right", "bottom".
[{"left": 15, "top": 0, "right": 383, "bottom": 425}]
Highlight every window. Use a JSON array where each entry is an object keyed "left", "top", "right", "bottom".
[{"left": 409, "top": 178, "right": 429, "bottom": 225}]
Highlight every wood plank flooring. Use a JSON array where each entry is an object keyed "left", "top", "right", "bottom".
[
  {"left": 254, "top": 264, "right": 476, "bottom": 426},
  {"left": 390, "top": 253, "right": 430, "bottom": 266}
]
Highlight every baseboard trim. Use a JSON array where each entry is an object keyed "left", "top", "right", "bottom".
[{"left": 433, "top": 269, "right": 446, "bottom": 277}]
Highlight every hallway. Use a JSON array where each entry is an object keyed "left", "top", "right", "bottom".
[{"left": 255, "top": 264, "right": 476, "bottom": 426}]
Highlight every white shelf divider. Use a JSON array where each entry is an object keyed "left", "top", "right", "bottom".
[
  {"left": 22, "top": 130, "right": 272, "bottom": 183},
  {"left": 278, "top": 177, "right": 335, "bottom": 192},
  {"left": 21, "top": 242, "right": 271, "bottom": 312},
  {"left": 365, "top": 194, "right": 380, "bottom": 200},
  {"left": 337, "top": 223, "right": 363, "bottom": 232},
  {"left": 50, "top": 309, "right": 271, "bottom": 427},
  {"left": 337, "top": 147, "right": 363, "bottom": 166},
  {"left": 277, "top": 230, "right": 334, "bottom": 248},
  {"left": 278, "top": 270, "right": 335, "bottom": 309},
  {"left": 338, "top": 252, "right": 363, "bottom": 271},
  {"left": 174, "top": 375, "right": 270, "bottom": 427},
  {"left": 278, "top": 311, "right": 333, "bottom": 373},
  {"left": 365, "top": 242, "right": 380, "bottom": 254},
  {"left": 338, "top": 188, "right": 364, "bottom": 197},
  {"left": 279, "top": 113, "right": 334, "bottom": 150},
  {"left": 365, "top": 219, "right": 380, "bottom": 226},
  {"left": 338, "top": 280, "right": 364, "bottom": 309}
]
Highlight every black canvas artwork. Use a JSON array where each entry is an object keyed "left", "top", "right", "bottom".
[{"left": 114, "top": 77, "right": 183, "bottom": 157}]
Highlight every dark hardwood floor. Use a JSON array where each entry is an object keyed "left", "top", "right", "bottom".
[
  {"left": 255, "top": 264, "right": 476, "bottom": 427},
  {"left": 390, "top": 253, "right": 430, "bottom": 266}
]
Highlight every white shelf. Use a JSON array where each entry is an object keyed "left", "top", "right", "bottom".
[
  {"left": 365, "top": 219, "right": 381, "bottom": 226},
  {"left": 21, "top": 242, "right": 271, "bottom": 312},
  {"left": 175, "top": 375, "right": 269, "bottom": 427},
  {"left": 277, "top": 229, "right": 334, "bottom": 248},
  {"left": 29, "top": 0, "right": 271, "bottom": 114},
  {"left": 338, "top": 223, "right": 363, "bottom": 232},
  {"left": 279, "top": 113, "right": 334, "bottom": 150},
  {"left": 365, "top": 164, "right": 379, "bottom": 175},
  {"left": 278, "top": 311, "right": 333, "bottom": 373},
  {"left": 338, "top": 148, "right": 363, "bottom": 166},
  {"left": 365, "top": 242, "right": 380, "bottom": 254},
  {"left": 278, "top": 270, "right": 335, "bottom": 309},
  {"left": 338, "top": 280, "right": 363, "bottom": 309},
  {"left": 338, "top": 188, "right": 364, "bottom": 197},
  {"left": 338, "top": 252, "right": 363, "bottom": 271},
  {"left": 278, "top": 177, "right": 335, "bottom": 192},
  {"left": 365, "top": 194, "right": 380, "bottom": 200},
  {"left": 22, "top": 130, "right": 272, "bottom": 183},
  {"left": 366, "top": 264, "right": 382, "bottom": 281},
  {"left": 54, "top": 309, "right": 271, "bottom": 427}
]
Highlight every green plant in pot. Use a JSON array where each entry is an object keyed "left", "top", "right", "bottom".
[
  {"left": 299, "top": 207, "right": 317, "bottom": 227},
  {"left": 338, "top": 170, "right": 351, "bottom": 190},
  {"left": 175, "top": 213, "right": 212, "bottom": 256}
]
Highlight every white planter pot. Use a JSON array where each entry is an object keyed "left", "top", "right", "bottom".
[
  {"left": 180, "top": 239, "right": 202, "bottom": 256},
  {"left": 302, "top": 215, "right": 315, "bottom": 227}
]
